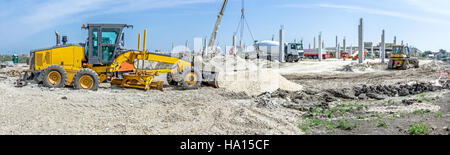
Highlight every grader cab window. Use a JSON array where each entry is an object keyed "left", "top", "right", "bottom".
[
  {"left": 92, "top": 29, "right": 99, "bottom": 57},
  {"left": 100, "top": 28, "right": 120, "bottom": 62},
  {"left": 393, "top": 47, "right": 403, "bottom": 54},
  {"left": 405, "top": 47, "right": 410, "bottom": 56},
  {"left": 86, "top": 24, "right": 128, "bottom": 65}
]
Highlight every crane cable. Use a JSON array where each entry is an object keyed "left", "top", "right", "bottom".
[{"left": 234, "top": 0, "right": 255, "bottom": 47}]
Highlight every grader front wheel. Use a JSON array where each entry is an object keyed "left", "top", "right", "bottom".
[{"left": 73, "top": 69, "right": 100, "bottom": 91}]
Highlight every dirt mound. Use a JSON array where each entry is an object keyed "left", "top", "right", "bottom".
[
  {"left": 421, "top": 60, "right": 450, "bottom": 72},
  {"left": 340, "top": 62, "right": 373, "bottom": 72},
  {"left": 206, "top": 55, "right": 258, "bottom": 72},
  {"left": 217, "top": 69, "right": 303, "bottom": 96},
  {"left": 204, "top": 55, "right": 302, "bottom": 96}
]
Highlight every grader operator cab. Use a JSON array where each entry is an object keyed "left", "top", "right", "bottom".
[
  {"left": 388, "top": 45, "right": 419, "bottom": 70},
  {"left": 17, "top": 24, "right": 219, "bottom": 91}
]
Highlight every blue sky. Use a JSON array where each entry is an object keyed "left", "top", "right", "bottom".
[{"left": 1, "top": 0, "right": 449, "bottom": 54}]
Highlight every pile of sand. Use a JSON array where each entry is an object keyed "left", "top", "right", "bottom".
[
  {"left": 217, "top": 69, "right": 303, "bottom": 96},
  {"left": 206, "top": 55, "right": 258, "bottom": 72},
  {"left": 203, "top": 55, "right": 302, "bottom": 96}
]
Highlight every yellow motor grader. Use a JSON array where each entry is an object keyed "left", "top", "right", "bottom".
[
  {"left": 16, "top": 24, "right": 218, "bottom": 91},
  {"left": 388, "top": 45, "right": 419, "bottom": 70}
]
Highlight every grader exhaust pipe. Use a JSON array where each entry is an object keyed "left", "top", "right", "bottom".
[{"left": 55, "top": 31, "right": 61, "bottom": 46}]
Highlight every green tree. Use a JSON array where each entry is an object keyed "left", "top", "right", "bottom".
[
  {"left": 422, "top": 51, "right": 433, "bottom": 58},
  {"left": 1, "top": 55, "right": 12, "bottom": 61},
  {"left": 439, "top": 49, "right": 447, "bottom": 54}
]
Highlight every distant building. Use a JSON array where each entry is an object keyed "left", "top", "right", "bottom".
[
  {"left": 434, "top": 52, "right": 450, "bottom": 60},
  {"left": 5, "top": 61, "right": 14, "bottom": 67}
]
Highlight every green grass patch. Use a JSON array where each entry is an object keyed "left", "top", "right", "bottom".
[
  {"left": 298, "top": 117, "right": 337, "bottom": 132},
  {"left": 377, "top": 121, "right": 388, "bottom": 128},
  {"left": 381, "top": 99, "right": 394, "bottom": 105},
  {"left": 413, "top": 109, "right": 432, "bottom": 114},
  {"left": 387, "top": 115, "right": 397, "bottom": 120},
  {"left": 408, "top": 123, "right": 430, "bottom": 135},
  {"left": 436, "top": 111, "right": 444, "bottom": 118},
  {"left": 332, "top": 102, "right": 367, "bottom": 114},
  {"left": 337, "top": 119, "right": 357, "bottom": 130},
  {"left": 357, "top": 115, "right": 366, "bottom": 120},
  {"left": 417, "top": 93, "right": 433, "bottom": 103}
]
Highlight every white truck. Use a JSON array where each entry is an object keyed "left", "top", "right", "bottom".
[{"left": 254, "top": 40, "right": 304, "bottom": 62}]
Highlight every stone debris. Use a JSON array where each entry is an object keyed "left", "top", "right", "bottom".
[
  {"left": 341, "top": 62, "right": 373, "bottom": 72},
  {"left": 258, "top": 80, "right": 450, "bottom": 106}
]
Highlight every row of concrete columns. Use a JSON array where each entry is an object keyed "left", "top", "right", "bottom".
[{"left": 276, "top": 18, "right": 403, "bottom": 64}]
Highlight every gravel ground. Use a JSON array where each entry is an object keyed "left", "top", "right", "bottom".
[
  {"left": 0, "top": 58, "right": 448, "bottom": 135},
  {"left": 0, "top": 74, "right": 303, "bottom": 135}
]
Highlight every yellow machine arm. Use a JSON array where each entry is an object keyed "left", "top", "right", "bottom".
[
  {"left": 110, "top": 29, "right": 191, "bottom": 74},
  {"left": 109, "top": 51, "right": 192, "bottom": 74}
]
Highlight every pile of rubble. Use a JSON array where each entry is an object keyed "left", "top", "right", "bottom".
[
  {"left": 1, "top": 70, "right": 23, "bottom": 77},
  {"left": 255, "top": 92, "right": 286, "bottom": 109},
  {"left": 341, "top": 62, "right": 373, "bottom": 72},
  {"left": 255, "top": 80, "right": 450, "bottom": 108}
]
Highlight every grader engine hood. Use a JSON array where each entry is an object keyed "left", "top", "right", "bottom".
[{"left": 391, "top": 53, "right": 406, "bottom": 58}]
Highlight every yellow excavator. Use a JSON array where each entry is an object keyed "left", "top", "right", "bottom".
[
  {"left": 388, "top": 45, "right": 419, "bottom": 70},
  {"left": 16, "top": 24, "right": 218, "bottom": 91}
]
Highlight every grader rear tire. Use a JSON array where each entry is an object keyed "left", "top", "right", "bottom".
[
  {"left": 401, "top": 60, "right": 408, "bottom": 70},
  {"left": 410, "top": 58, "right": 420, "bottom": 68},
  {"left": 180, "top": 67, "right": 202, "bottom": 90},
  {"left": 42, "top": 65, "right": 67, "bottom": 88},
  {"left": 388, "top": 59, "right": 394, "bottom": 69},
  {"left": 73, "top": 68, "right": 100, "bottom": 91},
  {"left": 167, "top": 72, "right": 178, "bottom": 86}
]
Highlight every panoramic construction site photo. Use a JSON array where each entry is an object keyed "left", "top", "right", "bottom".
[{"left": 0, "top": 0, "right": 449, "bottom": 137}]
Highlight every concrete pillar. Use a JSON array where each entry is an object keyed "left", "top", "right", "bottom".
[
  {"left": 322, "top": 41, "right": 325, "bottom": 50},
  {"left": 314, "top": 37, "right": 316, "bottom": 49},
  {"left": 358, "top": 18, "right": 364, "bottom": 64},
  {"left": 343, "top": 37, "right": 346, "bottom": 59},
  {"left": 371, "top": 45, "right": 374, "bottom": 60},
  {"left": 394, "top": 36, "right": 397, "bottom": 45},
  {"left": 381, "top": 29, "right": 386, "bottom": 63},
  {"left": 279, "top": 28, "right": 285, "bottom": 62},
  {"left": 318, "top": 33, "right": 322, "bottom": 61},
  {"left": 337, "top": 43, "right": 341, "bottom": 59},
  {"left": 336, "top": 36, "right": 339, "bottom": 58},
  {"left": 172, "top": 42, "right": 175, "bottom": 51},
  {"left": 350, "top": 45, "right": 353, "bottom": 55}
]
